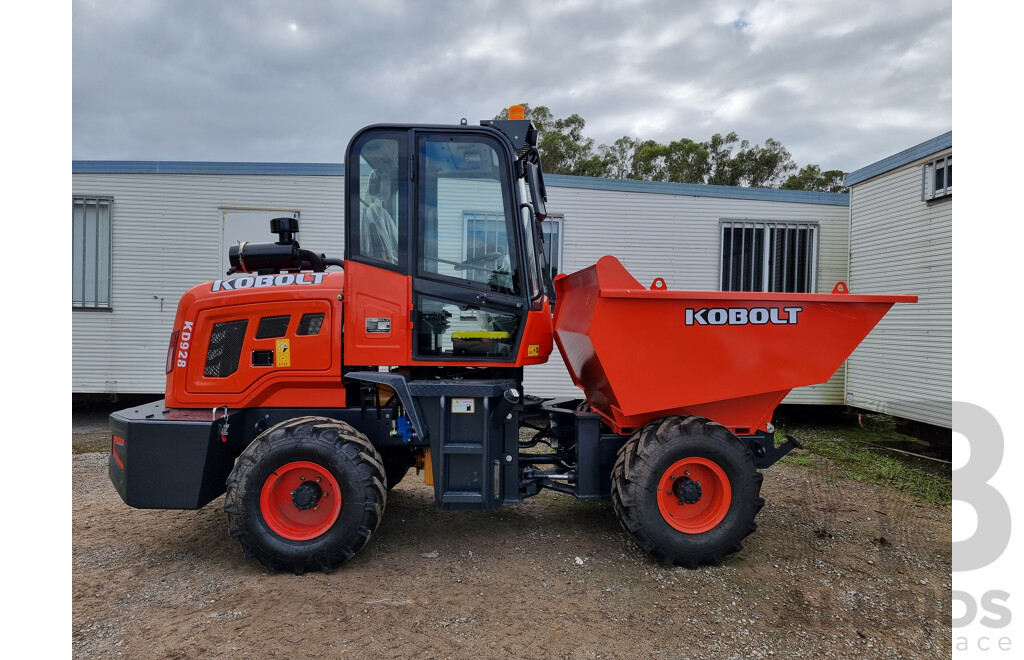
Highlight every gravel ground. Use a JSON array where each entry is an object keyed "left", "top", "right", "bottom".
[{"left": 72, "top": 407, "right": 951, "bottom": 659}]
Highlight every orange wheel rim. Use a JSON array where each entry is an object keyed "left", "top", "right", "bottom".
[
  {"left": 656, "top": 457, "right": 731, "bottom": 533},
  {"left": 260, "top": 461, "right": 342, "bottom": 541}
]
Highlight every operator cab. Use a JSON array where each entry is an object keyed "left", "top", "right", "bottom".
[{"left": 343, "top": 113, "right": 553, "bottom": 368}]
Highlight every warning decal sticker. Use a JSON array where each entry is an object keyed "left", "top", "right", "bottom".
[{"left": 275, "top": 339, "right": 291, "bottom": 367}]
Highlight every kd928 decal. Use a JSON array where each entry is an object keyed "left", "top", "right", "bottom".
[
  {"left": 685, "top": 306, "right": 803, "bottom": 326},
  {"left": 176, "top": 321, "right": 194, "bottom": 368}
]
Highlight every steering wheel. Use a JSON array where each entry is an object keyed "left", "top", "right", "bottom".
[{"left": 453, "top": 252, "right": 504, "bottom": 271}]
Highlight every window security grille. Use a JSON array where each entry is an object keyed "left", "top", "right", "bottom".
[
  {"left": 73, "top": 196, "right": 112, "bottom": 308},
  {"left": 463, "top": 211, "right": 507, "bottom": 261},
  {"left": 463, "top": 212, "right": 563, "bottom": 273},
  {"left": 720, "top": 221, "right": 818, "bottom": 293}
]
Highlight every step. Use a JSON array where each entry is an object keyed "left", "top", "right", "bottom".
[
  {"left": 441, "top": 443, "right": 484, "bottom": 455},
  {"left": 440, "top": 491, "right": 485, "bottom": 504}
]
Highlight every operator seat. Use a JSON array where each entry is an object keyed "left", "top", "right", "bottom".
[{"left": 361, "top": 169, "right": 399, "bottom": 264}]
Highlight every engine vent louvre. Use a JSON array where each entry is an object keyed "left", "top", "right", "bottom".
[
  {"left": 256, "top": 315, "right": 291, "bottom": 339},
  {"left": 297, "top": 313, "right": 325, "bottom": 336},
  {"left": 205, "top": 320, "right": 248, "bottom": 377}
]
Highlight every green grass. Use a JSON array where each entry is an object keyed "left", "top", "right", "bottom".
[
  {"left": 519, "top": 410, "right": 951, "bottom": 504},
  {"left": 777, "top": 413, "right": 951, "bottom": 505}
]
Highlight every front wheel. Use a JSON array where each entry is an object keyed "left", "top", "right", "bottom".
[
  {"left": 611, "top": 415, "right": 763, "bottom": 568},
  {"left": 224, "top": 416, "right": 386, "bottom": 574}
]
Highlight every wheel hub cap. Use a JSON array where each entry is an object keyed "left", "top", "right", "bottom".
[
  {"left": 291, "top": 481, "right": 323, "bottom": 510},
  {"left": 656, "top": 457, "right": 732, "bottom": 534},
  {"left": 259, "top": 461, "right": 342, "bottom": 541},
  {"left": 673, "top": 476, "right": 703, "bottom": 504}
]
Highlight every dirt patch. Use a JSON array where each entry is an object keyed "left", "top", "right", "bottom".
[
  {"left": 73, "top": 396, "right": 152, "bottom": 454},
  {"left": 72, "top": 414, "right": 950, "bottom": 659}
]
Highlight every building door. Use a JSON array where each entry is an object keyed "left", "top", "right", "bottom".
[{"left": 220, "top": 209, "right": 300, "bottom": 277}]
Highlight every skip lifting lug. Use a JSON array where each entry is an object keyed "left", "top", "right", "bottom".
[{"left": 214, "top": 405, "right": 230, "bottom": 442}]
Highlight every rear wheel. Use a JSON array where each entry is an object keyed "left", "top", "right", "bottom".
[
  {"left": 611, "top": 415, "right": 763, "bottom": 568},
  {"left": 224, "top": 416, "right": 386, "bottom": 574}
]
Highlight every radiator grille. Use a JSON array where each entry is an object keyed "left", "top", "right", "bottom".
[{"left": 205, "top": 320, "right": 248, "bottom": 377}]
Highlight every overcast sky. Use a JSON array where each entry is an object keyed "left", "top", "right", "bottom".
[{"left": 72, "top": 0, "right": 951, "bottom": 174}]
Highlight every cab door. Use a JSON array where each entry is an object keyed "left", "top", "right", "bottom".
[
  {"left": 411, "top": 131, "right": 528, "bottom": 364},
  {"left": 343, "top": 129, "right": 413, "bottom": 367}
]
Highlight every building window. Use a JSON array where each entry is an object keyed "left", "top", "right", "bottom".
[
  {"left": 461, "top": 210, "right": 516, "bottom": 294},
  {"left": 540, "top": 214, "right": 563, "bottom": 282},
  {"left": 923, "top": 155, "right": 951, "bottom": 201},
  {"left": 462, "top": 211, "right": 563, "bottom": 289},
  {"left": 463, "top": 211, "right": 509, "bottom": 263},
  {"left": 720, "top": 220, "right": 818, "bottom": 293},
  {"left": 73, "top": 196, "right": 112, "bottom": 308}
]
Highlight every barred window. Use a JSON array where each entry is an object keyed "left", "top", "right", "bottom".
[
  {"left": 540, "top": 215, "right": 563, "bottom": 282},
  {"left": 464, "top": 211, "right": 508, "bottom": 263},
  {"left": 459, "top": 211, "right": 563, "bottom": 291},
  {"left": 720, "top": 220, "right": 818, "bottom": 293},
  {"left": 923, "top": 155, "right": 951, "bottom": 201},
  {"left": 73, "top": 196, "right": 112, "bottom": 308},
  {"left": 460, "top": 210, "right": 515, "bottom": 294}
]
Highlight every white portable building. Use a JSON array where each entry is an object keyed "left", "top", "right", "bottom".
[
  {"left": 72, "top": 163, "right": 850, "bottom": 403},
  {"left": 844, "top": 133, "right": 952, "bottom": 428}
]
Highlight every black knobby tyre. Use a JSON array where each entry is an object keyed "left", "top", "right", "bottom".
[
  {"left": 611, "top": 415, "right": 764, "bottom": 568},
  {"left": 378, "top": 447, "right": 415, "bottom": 490},
  {"left": 224, "top": 416, "right": 386, "bottom": 574}
]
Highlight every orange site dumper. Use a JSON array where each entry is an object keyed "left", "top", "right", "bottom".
[{"left": 108, "top": 111, "right": 918, "bottom": 572}]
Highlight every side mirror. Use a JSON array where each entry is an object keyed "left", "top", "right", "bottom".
[{"left": 526, "top": 162, "right": 547, "bottom": 221}]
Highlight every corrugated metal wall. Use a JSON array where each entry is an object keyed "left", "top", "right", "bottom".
[
  {"left": 72, "top": 173, "right": 345, "bottom": 393},
  {"left": 522, "top": 185, "right": 852, "bottom": 405},
  {"left": 846, "top": 153, "right": 952, "bottom": 427}
]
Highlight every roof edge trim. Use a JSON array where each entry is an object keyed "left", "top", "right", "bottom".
[
  {"left": 72, "top": 161, "right": 849, "bottom": 206},
  {"left": 71, "top": 161, "right": 345, "bottom": 176},
  {"left": 845, "top": 131, "right": 952, "bottom": 186},
  {"left": 544, "top": 174, "right": 849, "bottom": 206}
]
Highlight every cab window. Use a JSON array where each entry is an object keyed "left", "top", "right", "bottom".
[
  {"left": 349, "top": 133, "right": 405, "bottom": 267},
  {"left": 415, "top": 295, "right": 520, "bottom": 359},
  {"left": 417, "top": 134, "right": 520, "bottom": 296}
]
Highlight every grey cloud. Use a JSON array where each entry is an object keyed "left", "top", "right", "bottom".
[{"left": 73, "top": 0, "right": 951, "bottom": 172}]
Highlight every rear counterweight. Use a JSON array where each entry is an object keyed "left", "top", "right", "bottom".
[{"left": 109, "top": 400, "right": 242, "bottom": 509}]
